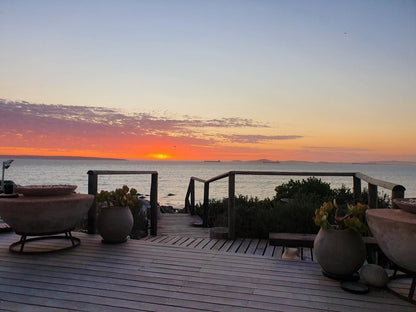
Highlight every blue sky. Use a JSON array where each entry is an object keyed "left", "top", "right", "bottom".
[{"left": 1, "top": 1, "right": 416, "bottom": 161}]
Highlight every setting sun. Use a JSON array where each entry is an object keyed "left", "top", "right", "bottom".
[{"left": 148, "top": 153, "right": 171, "bottom": 160}]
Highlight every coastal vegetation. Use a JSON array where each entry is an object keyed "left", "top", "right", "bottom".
[{"left": 196, "top": 177, "right": 390, "bottom": 239}]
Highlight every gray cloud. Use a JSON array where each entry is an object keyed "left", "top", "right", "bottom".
[
  {"left": 303, "top": 146, "right": 372, "bottom": 152},
  {"left": 220, "top": 134, "right": 303, "bottom": 144},
  {"left": 0, "top": 100, "right": 301, "bottom": 146},
  {"left": 0, "top": 99, "right": 267, "bottom": 136}
]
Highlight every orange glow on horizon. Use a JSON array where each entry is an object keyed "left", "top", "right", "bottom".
[
  {"left": 2, "top": 131, "right": 416, "bottom": 163},
  {"left": 1, "top": 145, "right": 416, "bottom": 163},
  {"left": 146, "top": 153, "right": 171, "bottom": 160}
]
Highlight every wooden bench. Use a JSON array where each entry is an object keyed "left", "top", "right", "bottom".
[{"left": 269, "top": 232, "right": 379, "bottom": 261}]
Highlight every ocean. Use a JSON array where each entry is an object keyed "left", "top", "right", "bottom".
[{"left": 2, "top": 158, "right": 416, "bottom": 208}]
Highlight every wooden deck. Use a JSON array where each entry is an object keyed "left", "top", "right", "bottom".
[
  {"left": 0, "top": 232, "right": 414, "bottom": 311},
  {"left": 144, "top": 234, "right": 289, "bottom": 259},
  {"left": 156, "top": 213, "right": 210, "bottom": 238},
  {"left": 153, "top": 213, "right": 308, "bottom": 260}
]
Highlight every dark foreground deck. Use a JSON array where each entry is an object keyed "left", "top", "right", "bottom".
[{"left": 0, "top": 232, "right": 414, "bottom": 312}]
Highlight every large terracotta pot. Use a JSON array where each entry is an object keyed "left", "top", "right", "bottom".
[
  {"left": 97, "top": 206, "right": 134, "bottom": 243},
  {"left": 314, "top": 228, "right": 366, "bottom": 278}
]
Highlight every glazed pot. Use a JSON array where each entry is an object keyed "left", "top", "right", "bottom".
[
  {"left": 97, "top": 206, "right": 134, "bottom": 243},
  {"left": 314, "top": 228, "right": 366, "bottom": 278}
]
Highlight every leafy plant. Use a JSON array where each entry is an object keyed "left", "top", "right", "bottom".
[
  {"left": 96, "top": 185, "right": 139, "bottom": 208},
  {"left": 314, "top": 200, "right": 369, "bottom": 234}
]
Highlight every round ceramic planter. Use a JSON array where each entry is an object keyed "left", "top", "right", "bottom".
[
  {"left": 314, "top": 228, "right": 366, "bottom": 279},
  {"left": 97, "top": 206, "right": 134, "bottom": 243}
]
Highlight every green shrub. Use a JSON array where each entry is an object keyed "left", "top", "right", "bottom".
[
  {"left": 196, "top": 194, "right": 320, "bottom": 239},
  {"left": 196, "top": 178, "right": 391, "bottom": 239},
  {"left": 269, "top": 194, "right": 321, "bottom": 235},
  {"left": 274, "top": 177, "right": 332, "bottom": 201},
  {"left": 195, "top": 198, "right": 228, "bottom": 228}
]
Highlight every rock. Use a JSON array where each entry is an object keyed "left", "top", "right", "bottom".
[
  {"left": 360, "top": 264, "right": 389, "bottom": 287},
  {"left": 282, "top": 247, "right": 300, "bottom": 261},
  {"left": 130, "top": 199, "right": 149, "bottom": 239},
  {"left": 160, "top": 205, "right": 177, "bottom": 213}
]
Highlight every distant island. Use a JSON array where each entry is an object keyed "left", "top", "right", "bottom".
[
  {"left": 252, "top": 159, "right": 280, "bottom": 163},
  {"left": 0, "top": 155, "right": 126, "bottom": 161}
]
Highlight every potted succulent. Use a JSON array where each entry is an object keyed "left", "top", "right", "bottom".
[
  {"left": 95, "top": 185, "right": 138, "bottom": 243},
  {"left": 313, "top": 200, "right": 369, "bottom": 279}
]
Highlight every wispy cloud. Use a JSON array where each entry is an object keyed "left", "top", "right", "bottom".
[
  {"left": 220, "top": 134, "right": 303, "bottom": 144},
  {"left": 0, "top": 99, "right": 300, "bottom": 141},
  {"left": 0, "top": 99, "right": 302, "bottom": 159},
  {"left": 303, "top": 146, "right": 372, "bottom": 153}
]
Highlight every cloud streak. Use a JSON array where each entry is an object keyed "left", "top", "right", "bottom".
[
  {"left": 220, "top": 134, "right": 303, "bottom": 144},
  {"left": 0, "top": 100, "right": 302, "bottom": 159},
  {"left": 1, "top": 100, "right": 269, "bottom": 135},
  {"left": 303, "top": 146, "right": 372, "bottom": 153}
]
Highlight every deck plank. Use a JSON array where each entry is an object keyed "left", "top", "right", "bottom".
[
  {"left": 227, "top": 238, "right": 244, "bottom": 253},
  {"left": 245, "top": 239, "right": 260, "bottom": 255},
  {"left": 236, "top": 239, "right": 251, "bottom": 254},
  {"left": 263, "top": 242, "right": 276, "bottom": 257},
  {"left": 255, "top": 239, "right": 268, "bottom": 256},
  {"left": 187, "top": 237, "right": 205, "bottom": 248},
  {"left": 211, "top": 239, "right": 227, "bottom": 251},
  {"left": 193, "top": 238, "right": 211, "bottom": 249}
]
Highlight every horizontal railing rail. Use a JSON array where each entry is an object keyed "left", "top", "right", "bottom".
[
  {"left": 184, "top": 171, "right": 406, "bottom": 240},
  {"left": 87, "top": 170, "right": 158, "bottom": 236}
]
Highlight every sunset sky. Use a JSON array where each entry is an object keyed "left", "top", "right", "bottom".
[{"left": 1, "top": 1, "right": 415, "bottom": 161}]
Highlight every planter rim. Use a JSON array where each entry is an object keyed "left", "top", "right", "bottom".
[{"left": 320, "top": 228, "right": 357, "bottom": 233}]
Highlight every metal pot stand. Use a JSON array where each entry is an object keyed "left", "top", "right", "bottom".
[
  {"left": 388, "top": 265, "right": 416, "bottom": 305},
  {"left": 9, "top": 230, "right": 80, "bottom": 254}
]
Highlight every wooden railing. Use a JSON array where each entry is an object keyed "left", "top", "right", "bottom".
[
  {"left": 87, "top": 170, "right": 158, "bottom": 236},
  {"left": 184, "top": 171, "right": 406, "bottom": 240}
]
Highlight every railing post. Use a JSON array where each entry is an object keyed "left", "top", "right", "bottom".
[
  {"left": 150, "top": 173, "right": 158, "bottom": 236},
  {"left": 184, "top": 184, "right": 190, "bottom": 213},
  {"left": 353, "top": 175, "right": 361, "bottom": 204},
  {"left": 190, "top": 178, "right": 195, "bottom": 215},
  {"left": 87, "top": 170, "right": 98, "bottom": 234},
  {"left": 203, "top": 182, "right": 210, "bottom": 227},
  {"left": 368, "top": 183, "right": 378, "bottom": 208},
  {"left": 392, "top": 185, "right": 406, "bottom": 209},
  {"left": 353, "top": 176, "right": 361, "bottom": 204},
  {"left": 228, "top": 172, "right": 236, "bottom": 240}
]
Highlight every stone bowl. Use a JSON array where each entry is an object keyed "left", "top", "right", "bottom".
[
  {"left": 393, "top": 198, "right": 416, "bottom": 214},
  {"left": 0, "top": 194, "right": 94, "bottom": 235},
  {"left": 16, "top": 185, "right": 77, "bottom": 197},
  {"left": 366, "top": 209, "right": 416, "bottom": 273}
]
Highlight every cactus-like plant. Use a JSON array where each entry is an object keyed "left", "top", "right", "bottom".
[
  {"left": 95, "top": 185, "right": 139, "bottom": 208},
  {"left": 314, "top": 199, "right": 368, "bottom": 234}
]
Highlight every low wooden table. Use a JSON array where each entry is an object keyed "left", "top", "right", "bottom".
[{"left": 269, "top": 232, "right": 379, "bottom": 261}]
